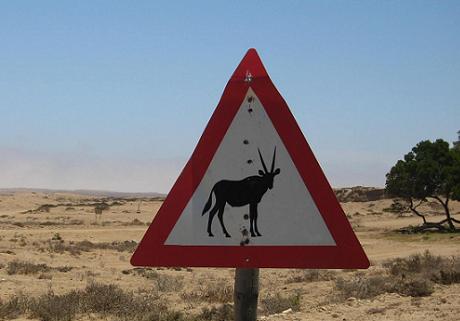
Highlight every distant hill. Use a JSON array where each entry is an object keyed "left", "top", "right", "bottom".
[
  {"left": 0, "top": 188, "right": 165, "bottom": 199},
  {"left": 1, "top": 186, "right": 387, "bottom": 202},
  {"left": 334, "top": 186, "right": 387, "bottom": 202}
]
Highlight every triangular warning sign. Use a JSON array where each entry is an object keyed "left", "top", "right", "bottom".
[{"left": 131, "top": 49, "right": 369, "bottom": 269}]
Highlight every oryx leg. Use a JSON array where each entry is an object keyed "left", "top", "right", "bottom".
[
  {"left": 254, "top": 204, "right": 262, "bottom": 236},
  {"left": 207, "top": 204, "right": 219, "bottom": 237},
  {"left": 217, "top": 204, "right": 231, "bottom": 237},
  {"left": 249, "top": 203, "right": 257, "bottom": 237}
]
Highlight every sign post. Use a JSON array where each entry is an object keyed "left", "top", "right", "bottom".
[
  {"left": 131, "top": 48, "right": 369, "bottom": 320},
  {"left": 234, "top": 268, "right": 259, "bottom": 321}
]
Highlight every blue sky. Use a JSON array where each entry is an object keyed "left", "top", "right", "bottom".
[{"left": 1, "top": 1, "right": 459, "bottom": 193}]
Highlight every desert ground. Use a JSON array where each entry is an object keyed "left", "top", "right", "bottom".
[{"left": 0, "top": 190, "right": 459, "bottom": 321}]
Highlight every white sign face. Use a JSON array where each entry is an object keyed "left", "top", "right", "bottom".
[{"left": 166, "top": 89, "right": 335, "bottom": 246}]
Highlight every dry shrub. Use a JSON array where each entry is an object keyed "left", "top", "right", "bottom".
[
  {"left": 335, "top": 252, "right": 459, "bottom": 301},
  {"left": 287, "top": 269, "right": 336, "bottom": 283},
  {"left": 335, "top": 274, "right": 389, "bottom": 300},
  {"left": 122, "top": 219, "right": 145, "bottom": 226},
  {"left": 49, "top": 240, "right": 138, "bottom": 255},
  {"left": 436, "top": 269, "right": 460, "bottom": 284},
  {"left": 182, "top": 280, "right": 232, "bottom": 303},
  {"left": 384, "top": 251, "right": 460, "bottom": 285},
  {"left": 68, "top": 219, "right": 84, "bottom": 225},
  {"left": 383, "top": 199, "right": 408, "bottom": 214},
  {"left": 367, "top": 307, "right": 386, "bottom": 314},
  {"left": 201, "top": 280, "right": 233, "bottom": 303},
  {"left": 0, "top": 294, "right": 29, "bottom": 319},
  {"left": 393, "top": 278, "right": 434, "bottom": 297},
  {"left": 7, "top": 260, "right": 74, "bottom": 276},
  {"left": 55, "top": 266, "right": 73, "bottom": 273},
  {"left": 1, "top": 283, "right": 182, "bottom": 321},
  {"left": 7, "top": 260, "right": 51, "bottom": 275},
  {"left": 335, "top": 273, "right": 433, "bottom": 300},
  {"left": 197, "top": 304, "right": 233, "bottom": 321},
  {"left": 261, "top": 293, "right": 301, "bottom": 315},
  {"left": 133, "top": 269, "right": 184, "bottom": 292},
  {"left": 29, "top": 291, "right": 80, "bottom": 321}
]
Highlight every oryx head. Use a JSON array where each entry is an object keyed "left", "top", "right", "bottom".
[{"left": 258, "top": 147, "right": 281, "bottom": 189}]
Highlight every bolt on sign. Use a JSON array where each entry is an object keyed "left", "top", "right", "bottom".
[{"left": 131, "top": 49, "right": 369, "bottom": 269}]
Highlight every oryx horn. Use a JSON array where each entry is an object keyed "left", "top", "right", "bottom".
[
  {"left": 270, "top": 147, "right": 277, "bottom": 173},
  {"left": 258, "top": 148, "right": 268, "bottom": 173}
]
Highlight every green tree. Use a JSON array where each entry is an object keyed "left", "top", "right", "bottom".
[{"left": 385, "top": 139, "right": 460, "bottom": 232}]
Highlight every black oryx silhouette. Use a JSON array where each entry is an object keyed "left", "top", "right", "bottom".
[{"left": 202, "top": 147, "right": 280, "bottom": 238}]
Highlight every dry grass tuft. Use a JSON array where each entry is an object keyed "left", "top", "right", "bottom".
[
  {"left": 383, "top": 251, "right": 460, "bottom": 285},
  {"left": 335, "top": 273, "right": 434, "bottom": 299},
  {"left": 0, "top": 283, "right": 184, "bottom": 321},
  {"left": 181, "top": 280, "right": 232, "bottom": 303},
  {"left": 261, "top": 292, "right": 301, "bottom": 315},
  {"left": 197, "top": 304, "right": 233, "bottom": 321},
  {"left": 287, "top": 269, "right": 336, "bottom": 283},
  {"left": 6, "top": 261, "right": 51, "bottom": 275},
  {"left": 334, "top": 251, "right": 460, "bottom": 301},
  {"left": 48, "top": 239, "right": 138, "bottom": 255},
  {"left": 0, "top": 294, "right": 29, "bottom": 319},
  {"left": 6, "top": 260, "right": 73, "bottom": 276}
]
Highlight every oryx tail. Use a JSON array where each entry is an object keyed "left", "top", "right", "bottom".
[{"left": 202, "top": 187, "right": 215, "bottom": 216}]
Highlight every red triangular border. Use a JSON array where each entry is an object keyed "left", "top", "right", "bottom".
[{"left": 131, "top": 49, "right": 370, "bottom": 268}]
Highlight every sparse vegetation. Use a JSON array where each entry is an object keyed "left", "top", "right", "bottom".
[
  {"left": 48, "top": 240, "right": 138, "bottom": 255},
  {"left": 383, "top": 199, "right": 409, "bottom": 214},
  {"left": 287, "top": 269, "right": 336, "bottom": 283},
  {"left": 261, "top": 292, "right": 301, "bottom": 315},
  {"left": 335, "top": 252, "right": 460, "bottom": 300},
  {"left": 1, "top": 192, "right": 459, "bottom": 321},
  {"left": 384, "top": 251, "right": 460, "bottom": 285},
  {"left": 334, "top": 273, "right": 434, "bottom": 299},
  {"left": 6, "top": 261, "right": 51, "bottom": 275},
  {"left": 6, "top": 260, "right": 74, "bottom": 275},
  {"left": 181, "top": 280, "right": 232, "bottom": 303},
  {"left": 0, "top": 294, "right": 29, "bottom": 319},
  {"left": 130, "top": 269, "right": 184, "bottom": 292},
  {"left": 122, "top": 218, "right": 145, "bottom": 226},
  {"left": 197, "top": 304, "right": 233, "bottom": 321},
  {"left": 0, "top": 283, "right": 187, "bottom": 321}
]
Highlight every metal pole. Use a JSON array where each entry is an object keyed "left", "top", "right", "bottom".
[{"left": 234, "top": 268, "right": 259, "bottom": 321}]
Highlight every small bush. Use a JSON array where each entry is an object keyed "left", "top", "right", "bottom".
[
  {"left": 82, "top": 283, "right": 130, "bottom": 315},
  {"left": 261, "top": 293, "right": 301, "bottom": 315},
  {"left": 7, "top": 260, "right": 51, "bottom": 275},
  {"left": 123, "top": 218, "right": 145, "bottom": 226},
  {"left": 0, "top": 295, "right": 29, "bottom": 319},
  {"left": 48, "top": 240, "right": 138, "bottom": 255},
  {"left": 55, "top": 266, "right": 73, "bottom": 273},
  {"left": 197, "top": 304, "right": 233, "bottom": 321},
  {"left": 132, "top": 269, "right": 184, "bottom": 292},
  {"left": 384, "top": 251, "right": 460, "bottom": 285},
  {"left": 435, "top": 269, "right": 460, "bottom": 284},
  {"left": 29, "top": 291, "right": 80, "bottom": 321},
  {"left": 1, "top": 282, "right": 181, "bottom": 321},
  {"left": 334, "top": 273, "right": 433, "bottom": 300},
  {"left": 384, "top": 251, "right": 443, "bottom": 276},
  {"left": 6, "top": 260, "right": 74, "bottom": 276},
  {"left": 383, "top": 200, "right": 408, "bottom": 214},
  {"left": 287, "top": 269, "right": 336, "bottom": 283},
  {"left": 335, "top": 275, "right": 390, "bottom": 300},
  {"left": 51, "top": 233, "right": 63, "bottom": 241},
  {"left": 201, "top": 281, "right": 233, "bottom": 303},
  {"left": 393, "top": 279, "right": 434, "bottom": 297}
]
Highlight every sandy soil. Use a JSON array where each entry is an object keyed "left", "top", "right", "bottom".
[{"left": 0, "top": 192, "right": 459, "bottom": 321}]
